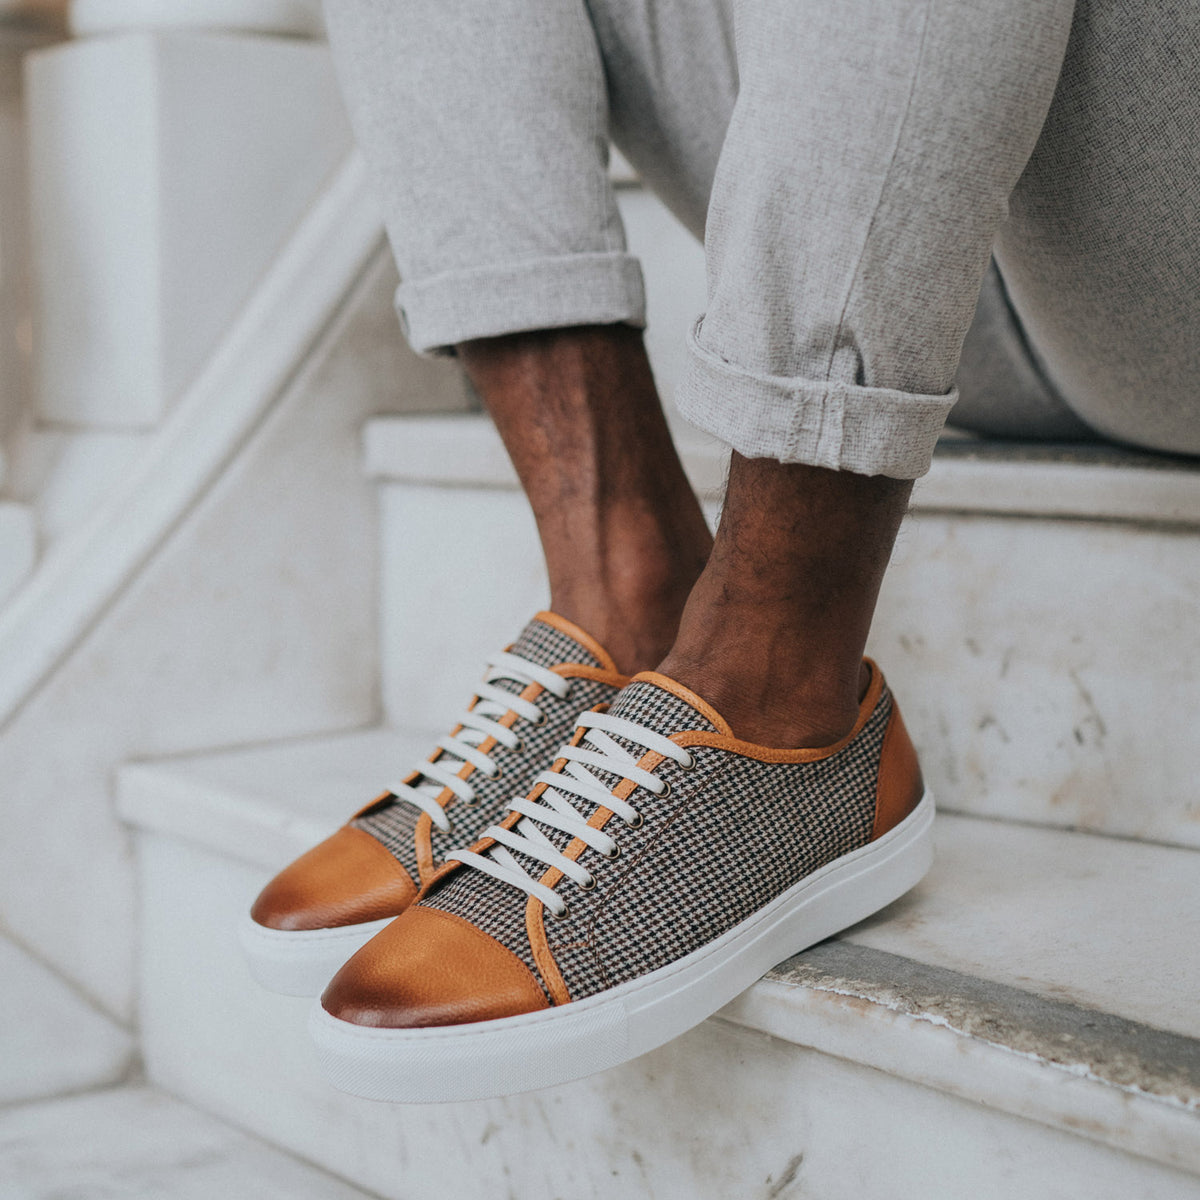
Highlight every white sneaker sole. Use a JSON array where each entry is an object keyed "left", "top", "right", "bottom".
[
  {"left": 309, "top": 791, "right": 935, "bottom": 1101},
  {"left": 239, "top": 913, "right": 394, "bottom": 997}
]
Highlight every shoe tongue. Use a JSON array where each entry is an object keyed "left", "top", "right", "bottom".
[
  {"left": 482, "top": 615, "right": 609, "bottom": 701},
  {"left": 605, "top": 674, "right": 726, "bottom": 736},
  {"left": 507, "top": 614, "right": 606, "bottom": 671}
]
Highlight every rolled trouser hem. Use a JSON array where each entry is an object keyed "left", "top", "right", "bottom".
[
  {"left": 678, "top": 319, "right": 957, "bottom": 479},
  {"left": 394, "top": 252, "right": 647, "bottom": 356}
]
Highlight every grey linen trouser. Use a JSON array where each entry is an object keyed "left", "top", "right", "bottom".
[{"left": 323, "top": 0, "right": 1200, "bottom": 479}]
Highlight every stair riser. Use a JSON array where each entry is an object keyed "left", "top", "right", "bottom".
[
  {"left": 380, "top": 482, "right": 1200, "bottom": 849},
  {"left": 137, "top": 829, "right": 1199, "bottom": 1200},
  {"left": 379, "top": 484, "right": 546, "bottom": 732},
  {"left": 872, "top": 511, "right": 1200, "bottom": 848}
]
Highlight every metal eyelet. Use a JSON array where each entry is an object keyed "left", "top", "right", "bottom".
[
  {"left": 489, "top": 766, "right": 503, "bottom": 782},
  {"left": 656, "top": 780, "right": 672, "bottom": 799},
  {"left": 549, "top": 903, "right": 572, "bottom": 920},
  {"left": 533, "top": 711, "right": 549, "bottom": 727},
  {"left": 461, "top": 795, "right": 481, "bottom": 808},
  {"left": 578, "top": 874, "right": 597, "bottom": 892},
  {"left": 510, "top": 738, "right": 526, "bottom": 755},
  {"left": 602, "top": 843, "right": 621, "bottom": 860},
  {"left": 677, "top": 752, "right": 698, "bottom": 771},
  {"left": 624, "top": 812, "right": 645, "bottom": 829}
]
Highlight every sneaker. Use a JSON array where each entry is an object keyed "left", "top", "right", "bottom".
[
  {"left": 310, "top": 661, "right": 933, "bottom": 1101},
  {"left": 240, "top": 612, "right": 628, "bottom": 995}
]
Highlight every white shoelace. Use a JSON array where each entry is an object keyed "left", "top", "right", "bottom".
[
  {"left": 448, "top": 711, "right": 695, "bottom": 916},
  {"left": 386, "top": 652, "right": 573, "bottom": 835}
]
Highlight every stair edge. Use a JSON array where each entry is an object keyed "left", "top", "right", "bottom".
[{"left": 119, "top": 732, "right": 1200, "bottom": 1176}]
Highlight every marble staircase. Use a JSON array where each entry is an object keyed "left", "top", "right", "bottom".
[
  {"left": 113, "top": 420, "right": 1200, "bottom": 1200},
  {"left": 1, "top": 5, "right": 1198, "bottom": 1195}
]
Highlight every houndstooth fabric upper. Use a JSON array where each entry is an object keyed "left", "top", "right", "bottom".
[
  {"left": 351, "top": 617, "right": 613, "bottom": 882},
  {"left": 554, "top": 686, "right": 890, "bottom": 998},
  {"left": 421, "top": 677, "right": 722, "bottom": 987},
  {"left": 427, "top": 674, "right": 893, "bottom": 1003}
]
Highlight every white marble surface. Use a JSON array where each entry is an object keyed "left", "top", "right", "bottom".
[
  {"left": 0, "top": 253, "right": 467, "bottom": 1022},
  {"left": 915, "top": 451, "right": 1200, "bottom": 526},
  {"left": 27, "top": 30, "right": 349, "bottom": 425},
  {"left": 870, "top": 511, "right": 1200, "bottom": 849},
  {"left": 0, "top": 934, "right": 132, "bottom": 1105},
  {"left": 379, "top": 483, "right": 551, "bottom": 732},
  {"left": 0, "top": 1086, "right": 373, "bottom": 1199},
  {"left": 133, "top": 830, "right": 1200, "bottom": 1199},
  {"left": 845, "top": 815, "right": 1200, "bottom": 1041},
  {"left": 120, "top": 727, "right": 435, "bottom": 871}
]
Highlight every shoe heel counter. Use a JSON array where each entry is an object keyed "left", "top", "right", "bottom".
[{"left": 870, "top": 698, "right": 924, "bottom": 841}]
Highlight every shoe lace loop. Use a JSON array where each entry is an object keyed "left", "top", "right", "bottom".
[
  {"left": 447, "top": 711, "right": 695, "bottom": 914},
  {"left": 386, "top": 652, "right": 571, "bottom": 834}
]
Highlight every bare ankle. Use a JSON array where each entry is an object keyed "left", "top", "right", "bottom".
[
  {"left": 551, "top": 522, "right": 711, "bottom": 674},
  {"left": 555, "top": 602, "right": 684, "bottom": 677},
  {"left": 460, "top": 325, "right": 713, "bottom": 674},
  {"left": 658, "top": 637, "right": 865, "bottom": 747},
  {"left": 652, "top": 452, "right": 910, "bottom": 746}
]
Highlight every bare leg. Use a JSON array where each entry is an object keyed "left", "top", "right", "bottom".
[
  {"left": 463, "top": 326, "right": 906, "bottom": 740},
  {"left": 459, "top": 324, "right": 713, "bottom": 676},
  {"left": 659, "top": 454, "right": 911, "bottom": 748}
]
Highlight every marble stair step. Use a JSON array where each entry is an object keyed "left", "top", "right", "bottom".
[
  {"left": 364, "top": 413, "right": 1200, "bottom": 851},
  {"left": 0, "top": 1085, "right": 376, "bottom": 1199},
  {"left": 0, "top": 932, "right": 133, "bottom": 1107},
  {"left": 117, "top": 726, "right": 437, "bottom": 873},
  {"left": 115, "top": 730, "right": 1200, "bottom": 1198}
]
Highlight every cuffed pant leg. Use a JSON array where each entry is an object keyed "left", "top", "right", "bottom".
[
  {"left": 323, "top": 0, "right": 645, "bottom": 354},
  {"left": 678, "top": 0, "right": 1076, "bottom": 478}
]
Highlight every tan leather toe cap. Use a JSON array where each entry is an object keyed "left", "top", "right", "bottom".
[
  {"left": 321, "top": 906, "right": 549, "bottom": 1028},
  {"left": 250, "top": 826, "right": 417, "bottom": 931}
]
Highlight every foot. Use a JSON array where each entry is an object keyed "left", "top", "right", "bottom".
[
  {"left": 240, "top": 612, "right": 629, "bottom": 995},
  {"left": 310, "top": 662, "right": 931, "bottom": 1101}
]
